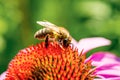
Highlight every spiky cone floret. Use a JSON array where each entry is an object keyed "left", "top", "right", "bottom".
[{"left": 5, "top": 42, "right": 95, "bottom": 80}]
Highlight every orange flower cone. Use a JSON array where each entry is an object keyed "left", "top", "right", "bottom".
[{"left": 5, "top": 42, "right": 95, "bottom": 80}]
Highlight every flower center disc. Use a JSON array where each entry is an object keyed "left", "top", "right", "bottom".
[{"left": 5, "top": 42, "right": 95, "bottom": 80}]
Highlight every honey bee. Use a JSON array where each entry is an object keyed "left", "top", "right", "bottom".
[{"left": 34, "top": 21, "right": 72, "bottom": 48}]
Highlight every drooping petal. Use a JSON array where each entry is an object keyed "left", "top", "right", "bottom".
[
  {"left": 94, "top": 77, "right": 120, "bottom": 80},
  {"left": 0, "top": 72, "right": 6, "bottom": 80},
  {"left": 77, "top": 37, "right": 111, "bottom": 54},
  {"left": 88, "top": 52, "right": 120, "bottom": 66},
  {"left": 88, "top": 52, "right": 120, "bottom": 79}
]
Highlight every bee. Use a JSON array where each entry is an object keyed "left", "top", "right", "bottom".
[{"left": 34, "top": 21, "right": 72, "bottom": 48}]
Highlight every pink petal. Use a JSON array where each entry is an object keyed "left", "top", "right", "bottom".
[
  {"left": 71, "top": 38, "right": 78, "bottom": 47},
  {"left": 94, "top": 77, "right": 120, "bottom": 80},
  {"left": 0, "top": 71, "right": 6, "bottom": 79},
  {"left": 88, "top": 52, "right": 120, "bottom": 79},
  {"left": 88, "top": 52, "right": 120, "bottom": 66},
  {"left": 95, "top": 64, "right": 120, "bottom": 78},
  {"left": 77, "top": 37, "right": 111, "bottom": 54}
]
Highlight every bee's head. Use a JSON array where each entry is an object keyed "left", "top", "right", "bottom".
[{"left": 63, "top": 37, "right": 71, "bottom": 47}]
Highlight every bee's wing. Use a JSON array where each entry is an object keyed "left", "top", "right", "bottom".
[{"left": 37, "top": 21, "right": 59, "bottom": 32}]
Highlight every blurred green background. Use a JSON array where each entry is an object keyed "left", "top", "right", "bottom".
[{"left": 0, "top": 0, "right": 120, "bottom": 74}]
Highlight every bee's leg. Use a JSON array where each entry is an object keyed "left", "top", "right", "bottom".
[
  {"left": 45, "top": 35, "right": 49, "bottom": 48},
  {"left": 58, "top": 39, "right": 62, "bottom": 45}
]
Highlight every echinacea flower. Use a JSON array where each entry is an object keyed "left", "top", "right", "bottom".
[{"left": 0, "top": 37, "right": 120, "bottom": 80}]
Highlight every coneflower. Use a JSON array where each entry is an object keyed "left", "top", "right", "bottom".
[
  {"left": 5, "top": 42, "right": 95, "bottom": 80},
  {"left": 1, "top": 37, "right": 120, "bottom": 80}
]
